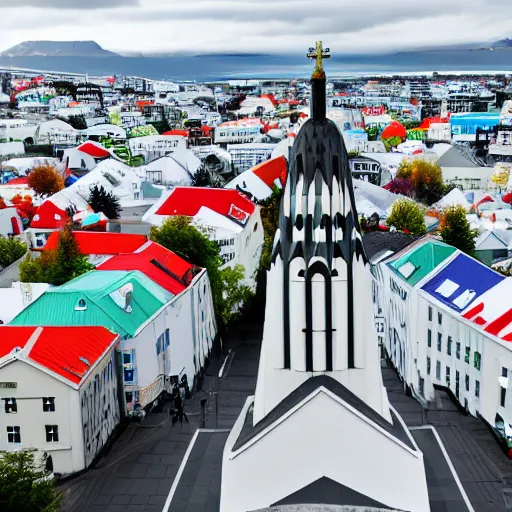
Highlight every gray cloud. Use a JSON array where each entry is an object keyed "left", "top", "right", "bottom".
[
  {"left": 0, "top": 0, "right": 139, "bottom": 8},
  {"left": 0, "top": 0, "right": 510, "bottom": 54}
]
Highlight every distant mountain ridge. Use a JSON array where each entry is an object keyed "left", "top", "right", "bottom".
[{"left": 0, "top": 41, "right": 119, "bottom": 58}]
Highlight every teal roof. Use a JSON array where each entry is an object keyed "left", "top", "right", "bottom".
[
  {"left": 10, "top": 271, "right": 172, "bottom": 338},
  {"left": 388, "top": 240, "right": 457, "bottom": 287}
]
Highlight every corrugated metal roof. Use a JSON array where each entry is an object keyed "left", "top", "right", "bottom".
[
  {"left": 10, "top": 271, "right": 172, "bottom": 338},
  {"left": 388, "top": 240, "right": 457, "bottom": 287},
  {"left": 0, "top": 326, "right": 37, "bottom": 358},
  {"left": 0, "top": 326, "right": 118, "bottom": 386},
  {"left": 155, "top": 186, "right": 255, "bottom": 218},
  {"left": 44, "top": 231, "right": 148, "bottom": 255},
  {"left": 97, "top": 242, "right": 198, "bottom": 295}
]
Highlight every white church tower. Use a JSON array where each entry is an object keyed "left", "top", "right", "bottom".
[{"left": 220, "top": 43, "right": 431, "bottom": 512}]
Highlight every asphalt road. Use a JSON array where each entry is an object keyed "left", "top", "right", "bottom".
[{"left": 59, "top": 324, "right": 512, "bottom": 512}]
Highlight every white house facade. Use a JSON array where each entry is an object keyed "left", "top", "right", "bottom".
[{"left": 0, "top": 326, "right": 120, "bottom": 476}]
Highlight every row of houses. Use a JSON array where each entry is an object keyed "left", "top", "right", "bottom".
[
  {"left": 371, "top": 235, "right": 512, "bottom": 450},
  {"left": 0, "top": 232, "right": 217, "bottom": 476}
]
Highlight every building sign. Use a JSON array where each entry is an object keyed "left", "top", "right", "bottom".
[{"left": 0, "top": 382, "right": 17, "bottom": 389}]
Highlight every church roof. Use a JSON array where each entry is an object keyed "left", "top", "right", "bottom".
[{"left": 232, "top": 375, "right": 416, "bottom": 453}]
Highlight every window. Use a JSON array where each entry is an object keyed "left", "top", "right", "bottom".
[
  {"left": 4, "top": 398, "right": 16, "bottom": 414},
  {"left": 447, "top": 336, "right": 452, "bottom": 356},
  {"left": 123, "top": 351, "right": 135, "bottom": 384},
  {"left": 474, "top": 352, "right": 481, "bottom": 371},
  {"left": 45, "top": 425, "right": 59, "bottom": 443},
  {"left": 7, "top": 426, "right": 20, "bottom": 444},
  {"left": 419, "top": 377, "right": 425, "bottom": 396},
  {"left": 427, "top": 357, "right": 431, "bottom": 375},
  {"left": 456, "top": 342, "right": 461, "bottom": 360},
  {"left": 75, "top": 299, "right": 87, "bottom": 311},
  {"left": 438, "top": 312, "right": 443, "bottom": 325},
  {"left": 502, "top": 367, "right": 508, "bottom": 378},
  {"left": 428, "top": 306, "right": 432, "bottom": 321},
  {"left": 501, "top": 387, "right": 507, "bottom": 407},
  {"left": 446, "top": 366, "right": 451, "bottom": 387},
  {"left": 455, "top": 370, "right": 460, "bottom": 399},
  {"left": 42, "top": 398, "right": 55, "bottom": 412},
  {"left": 428, "top": 329, "right": 432, "bottom": 348},
  {"left": 436, "top": 361, "right": 441, "bottom": 380},
  {"left": 475, "top": 380, "right": 480, "bottom": 398},
  {"left": 437, "top": 333, "right": 442, "bottom": 352},
  {"left": 465, "top": 347, "right": 471, "bottom": 364},
  {"left": 465, "top": 374, "right": 470, "bottom": 392}
]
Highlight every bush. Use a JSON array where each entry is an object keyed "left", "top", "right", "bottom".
[
  {"left": 387, "top": 198, "right": 427, "bottom": 235},
  {"left": 0, "top": 449, "right": 62, "bottom": 512},
  {"left": 440, "top": 205, "right": 478, "bottom": 255},
  {"left": 87, "top": 185, "right": 122, "bottom": 219},
  {"left": 20, "top": 224, "right": 93, "bottom": 285},
  {"left": 396, "top": 159, "right": 446, "bottom": 205},
  {"left": 0, "top": 237, "right": 27, "bottom": 269},
  {"left": 27, "top": 165, "right": 64, "bottom": 198},
  {"left": 67, "top": 115, "right": 88, "bottom": 130},
  {"left": 150, "top": 216, "right": 251, "bottom": 328}
]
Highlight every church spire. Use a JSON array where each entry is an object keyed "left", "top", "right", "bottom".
[{"left": 307, "top": 41, "right": 330, "bottom": 120}]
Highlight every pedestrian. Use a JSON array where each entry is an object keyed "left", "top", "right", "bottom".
[{"left": 169, "top": 389, "right": 188, "bottom": 426}]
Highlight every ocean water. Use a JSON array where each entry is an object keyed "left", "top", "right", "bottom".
[{"left": 1, "top": 49, "right": 512, "bottom": 81}]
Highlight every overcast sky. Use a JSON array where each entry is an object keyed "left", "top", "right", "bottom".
[{"left": 0, "top": 0, "right": 509, "bottom": 55}]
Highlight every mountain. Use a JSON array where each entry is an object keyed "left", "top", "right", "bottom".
[
  {"left": 0, "top": 41, "right": 119, "bottom": 58},
  {"left": 492, "top": 38, "right": 512, "bottom": 49}
]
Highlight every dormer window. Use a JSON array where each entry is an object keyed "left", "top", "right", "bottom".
[{"left": 75, "top": 299, "right": 87, "bottom": 311}]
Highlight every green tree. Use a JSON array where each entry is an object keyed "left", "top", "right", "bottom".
[
  {"left": 66, "top": 115, "right": 88, "bottom": 130},
  {"left": 387, "top": 198, "right": 427, "bottom": 235},
  {"left": 440, "top": 205, "right": 478, "bottom": 255},
  {"left": 150, "top": 216, "right": 251, "bottom": 328},
  {"left": 0, "top": 237, "right": 27, "bottom": 269},
  {"left": 0, "top": 449, "right": 62, "bottom": 512},
  {"left": 192, "top": 166, "right": 222, "bottom": 188},
  {"left": 217, "top": 265, "right": 254, "bottom": 326},
  {"left": 20, "top": 225, "right": 93, "bottom": 286},
  {"left": 19, "top": 254, "right": 45, "bottom": 283},
  {"left": 87, "top": 185, "right": 122, "bottom": 220}
]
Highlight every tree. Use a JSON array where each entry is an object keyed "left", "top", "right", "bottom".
[
  {"left": 0, "top": 237, "right": 27, "bottom": 269},
  {"left": 66, "top": 115, "right": 88, "bottom": 130},
  {"left": 387, "top": 198, "right": 427, "bottom": 235},
  {"left": 27, "top": 165, "right": 64, "bottom": 198},
  {"left": 396, "top": 159, "right": 446, "bottom": 205},
  {"left": 440, "top": 205, "right": 478, "bottom": 255},
  {"left": 150, "top": 216, "right": 251, "bottom": 328},
  {"left": 20, "top": 224, "right": 93, "bottom": 286},
  {"left": 0, "top": 449, "right": 62, "bottom": 512},
  {"left": 87, "top": 185, "right": 122, "bottom": 220},
  {"left": 217, "top": 265, "right": 253, "bottom": 326},
  {"left": 192, "top": 166, "right": 221, "bottom": 188}
]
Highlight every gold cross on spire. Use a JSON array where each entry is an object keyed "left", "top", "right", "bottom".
[{"left": 307, "top": 41, "right": 331, "bottom": 80}]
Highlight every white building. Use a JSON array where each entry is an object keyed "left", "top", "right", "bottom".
[
  {"left": 0, "top": 326, "right": 120, "bottom": 476},
  {"left": 143, "top": 187, "right": 264, "bottom": 288},
  {"left": 372, "top": 236, "right": 512, "bottom": 451}
]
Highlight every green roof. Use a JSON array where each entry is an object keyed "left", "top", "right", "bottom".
[
  {"left": 10, "top": 271, "right": 172, "bottom": 338},
  {"left": 388, "top": 240, "right": 457, "bottom": 287}
]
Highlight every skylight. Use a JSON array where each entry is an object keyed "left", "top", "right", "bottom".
[
  {"left": 435, "top": 279, "right": 459, "bottom": 298},
  {"left": 398, "top": 261, "right": 416, "bottom": 279},
  {"left": 452, "top": 290, "right": 476, "bottom": 310}
]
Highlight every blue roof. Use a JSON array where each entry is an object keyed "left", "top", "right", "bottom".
[{"left": 421, "top": 253, "right": 504, "bottom": 312}]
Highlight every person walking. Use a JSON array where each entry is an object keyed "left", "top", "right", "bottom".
[{"left": 170, "top": 389, "right": 188, "bottom": 426}]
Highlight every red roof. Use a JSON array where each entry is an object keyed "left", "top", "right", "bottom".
[
  {"left": 30, "top": 201, "right": 69, "bottom": 229},
  {"left": 0, "top": 326, "right": 119, "bottom": 386},
  {"left": 163, "top": 130, "right": 189, "bottom": 137},
  {"left": 97, "top": 241, "right": 198, "bottom": 295},
  {"left": 252, "top": 156, "right": 288, "bottom": 188},
  {"left": 155, "top": 187, "right": 255, "bottom": 221},
  {"left": 44, "top": 231, "right": 148, "bottom": 254},
  {"left": 6, "top": 177, "right": 29, "bottom": 185},
  {"left": 76, "top": 142, "right": 112, "bottom": 159}
]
